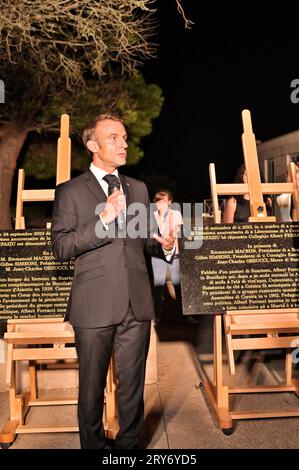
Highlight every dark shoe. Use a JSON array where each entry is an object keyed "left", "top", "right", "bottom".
[
  {"left": 114, "top": 440, "right": 140, "bottom": 449},
  {"left": 104, "top": 438, "right": 115, "bottom": 449},
  {"left": 185, "top": 315, "right": 200, "bottom": 325},
  {"left": 114, "top": 445, "right": 140, "bottom": 449}
]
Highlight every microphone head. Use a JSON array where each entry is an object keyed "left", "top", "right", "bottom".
[{"left": 111, "top": 180, "right": 121, "bottom": 192}]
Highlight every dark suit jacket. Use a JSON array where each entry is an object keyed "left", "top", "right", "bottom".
[{"left": 51, "top": 170, "right": 165, "bottom": 328}]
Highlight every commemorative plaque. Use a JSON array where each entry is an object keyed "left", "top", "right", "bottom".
[
  {"left": 0, "top": 229, "right": 73, "bottom": 321},
  {"left": 180, "top": 222, "right": 299, "bottom": 315}
]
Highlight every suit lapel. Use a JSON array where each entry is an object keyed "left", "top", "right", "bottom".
[
  {"left": 119, "top": 173, "right": 135, "bottom": 224},
  {"left": 118, "top": 173, "right": 131, "bottom": 207},
  {"left": 84, "top": 169, "right": 107, "bottom": 203},
  {"left": 84, "top": 170, "right": 134, "bottom": 225}
]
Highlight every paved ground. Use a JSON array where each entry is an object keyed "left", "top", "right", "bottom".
[{"left": 0, "top": 296, "right": 299, "bottom": 449}]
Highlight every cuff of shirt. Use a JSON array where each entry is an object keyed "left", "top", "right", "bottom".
[
  {"left": 99, "top": 214, "right": 109, "bottom": 231},
  {"left": 163, "top": 246, "right": 175, "bottom": 261}
]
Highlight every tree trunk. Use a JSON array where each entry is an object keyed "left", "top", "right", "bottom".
[{"left": 0, "top": 123, "right": 29, "bottom": 229}]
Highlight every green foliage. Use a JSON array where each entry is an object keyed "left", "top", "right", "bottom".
[
  {"left": 23, "top": 73, "right": 164, "bottom": 178},
  {"left": 23, "top": 138, "right": 57, "bottom": 180}
]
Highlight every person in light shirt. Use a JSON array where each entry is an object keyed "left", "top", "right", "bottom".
[
  {"left": 151, "top": 189, "right": 183, "bottom": 324},
  {"left": 277, "top": 162, "right": 299, "bottom": 222}
]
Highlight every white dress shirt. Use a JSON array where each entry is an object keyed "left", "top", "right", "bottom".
[
  {"left": 90, "top": 162, "right": 123, "bottom": 196},
  {"left": 90, "top": 163, "right": 126, "bottom": 229},
  {"left": 90, "top": 163, "right": 174, "bottom": 259}
]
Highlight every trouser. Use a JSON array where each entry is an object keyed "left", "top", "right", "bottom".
[
  {"left": 151, "top": 256, "right": 181, "bottom": 286},
  {"left": 151, "top": 257, "right": 181, "bottom": 320},
  {"left": 74, "top": 305, "right": 151, "bottom": 449}
]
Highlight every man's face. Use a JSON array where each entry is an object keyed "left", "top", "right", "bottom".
[{"left": 89, "top": 119, "right": 128, "bottom": 171}]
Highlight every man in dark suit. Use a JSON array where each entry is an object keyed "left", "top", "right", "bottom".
[{"left": 51, "top": 114, "right": 175, "bottom": 449}]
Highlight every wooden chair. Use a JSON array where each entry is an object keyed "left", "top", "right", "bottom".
[{"left": 0, "top": 318, "right": 117, "bottom": 448}]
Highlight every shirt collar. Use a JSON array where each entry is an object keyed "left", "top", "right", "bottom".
[{"left": 90, "top": 162, "right": 119, "bottom": 182}]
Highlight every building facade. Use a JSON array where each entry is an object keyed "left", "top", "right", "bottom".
[{"left": 257, "top": 130, "right": 299, "bottom": 183}]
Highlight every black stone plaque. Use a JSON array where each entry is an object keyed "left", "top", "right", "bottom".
[
  {"left": 179, "top": 222, "right": 299, "bottom": 315},
  {"left": 0, "top": 229, "right": 74, "bottom": 321}
]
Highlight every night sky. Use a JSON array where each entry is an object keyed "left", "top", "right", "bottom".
[{"left": 127, "top": 1, "right": 299, "bottom": 203}]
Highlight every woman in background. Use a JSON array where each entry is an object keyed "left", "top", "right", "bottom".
[
  {"left": 276, "top": 162, "right": 299, "bottom": 222},
  {"left": 222, "top": 164, "right": 272, "bottom": 223},
  {"left": 151, "top": 189, "right": 183, "bottom": 324}
]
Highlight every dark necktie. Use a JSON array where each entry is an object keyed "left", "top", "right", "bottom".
[
  {"left": 102, "top": 174, "right": 121, "bottom": 196},
  {"left": 102, "top": 174, "right": 125, "bottom": 230}
]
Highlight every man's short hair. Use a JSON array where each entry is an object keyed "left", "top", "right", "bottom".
[{"left": 82, "top": 113, "right": 124, "bottom": 149}]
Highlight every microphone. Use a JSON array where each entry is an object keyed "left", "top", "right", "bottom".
[{"left": 110, "top": 180, "right": 126, "bottom": 231}]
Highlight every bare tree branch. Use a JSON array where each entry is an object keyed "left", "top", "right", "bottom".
[
  {"left": 0, "top": 0, "right": 158, "bottom": 91},
  {"left": 176, "top": 0, "right": 194, "bottom": 29}
]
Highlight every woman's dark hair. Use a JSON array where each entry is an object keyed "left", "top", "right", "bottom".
[
  {"left": 234, "top": 164, "right": 246, "bottom": 184},
  {"left": 153, "top": 189, "right": 174, "bottom": 203},
  {"left": 234, "top": 163, "right": 266, "bottom": 184},
  {"left": 232, "top": 164, "right": 247, "bottom": 204},
  {"left": 232, "top": 164, "right": 270, "bottom": 210}
]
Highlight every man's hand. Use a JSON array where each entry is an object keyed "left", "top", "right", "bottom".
[{"left": 100, "top": 190, "right": 125, "bottom": 225}]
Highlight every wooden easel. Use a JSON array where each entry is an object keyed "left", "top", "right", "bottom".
[
  {"left": 203, "top": 109, "right": 299, "bottom": 434},
  {"left": 209, "top": 110, "right": 299, "bottom": 223},
  {"left": 0, "top": 115, "right": 117, "bottom": 448},
  {"left": 15, "top": 114, "right": 71, "bottom": 229}
]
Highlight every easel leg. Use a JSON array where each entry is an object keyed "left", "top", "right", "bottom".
[
  {"left": 213, "top": 315, "right": 217, "bottom": 386},
  {"left": 223, "top": 315, "right": 235, "bottom": 376},
  {"left": 104, "top": 358, "right": 118, "bottom": 439},
  {"left": 29, "top": 360, "right": 37, "bottom": 400},
  {"left": 205, "top": 315, "right": 232, "bottom": 431},
  {"left": 285, "top": 349, "right": 293, "bottom": 386},
  {"left": 0, "top": 358, "right": 18, "bottom": 447}
]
